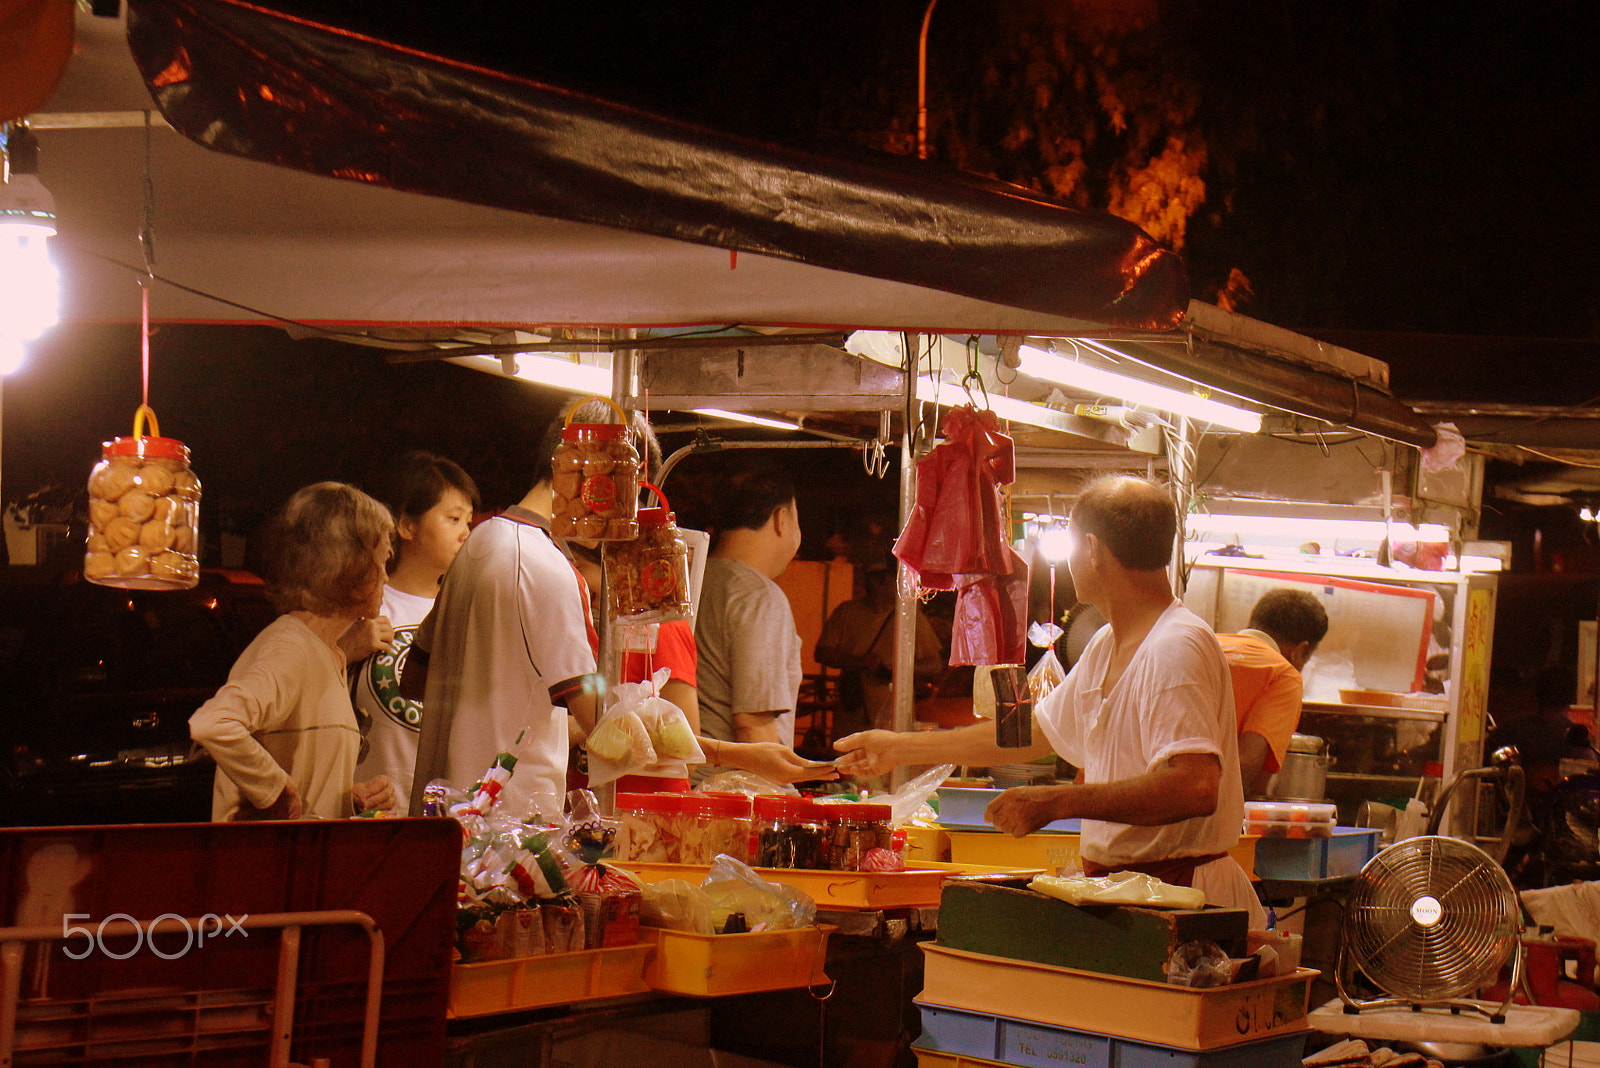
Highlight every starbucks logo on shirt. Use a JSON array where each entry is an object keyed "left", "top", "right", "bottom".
[{"left": 359, "top": 625, "right": 423, "bottom": 731}]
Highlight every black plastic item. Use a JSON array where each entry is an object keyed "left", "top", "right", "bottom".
[
  {"left": 992, "top": 666, "right": 1034, "bottom": 749},
  {"left": 721, "top": 913, "right": 749, "bottom": 935},
  {"left": 124, "top": 0, "right": 1189, "bottom": 332}
]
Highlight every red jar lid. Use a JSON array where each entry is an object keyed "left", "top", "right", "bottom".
[
  {"left": 753, "top": 794, "right": 816, "bottom": 820},
  {"left": 103, "top": 435, "right": 189, "bottom": 462},
  {"left": 821, "top": 802, "right": 892, "bottom": 822},
  {"left": 637, "top": 506, "right": 674, "bottom": 527},
  {"left": 562, "top": 423, "right": 625, "bottom": 441},
  {"left": 680, "top": 792, "right": 752, "bottom": 819},
  {"left": 615, "top": 792, "right": 682, "bottom": 814}
]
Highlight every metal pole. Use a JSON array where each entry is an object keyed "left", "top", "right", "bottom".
[
  {"left": 917, "top": 0, "right": 940, "bottom": 160},
  {"left": 889, "top": 335, "right": 921, "bottom": 790}
]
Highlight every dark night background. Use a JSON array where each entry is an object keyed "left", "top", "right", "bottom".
[{"left": 7, "top": 1, "right": 1600, "bottom": 561}]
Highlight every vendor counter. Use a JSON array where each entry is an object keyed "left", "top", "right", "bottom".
[{"left": 444, "top": 862, "right": 1008, "bottom": 1068}]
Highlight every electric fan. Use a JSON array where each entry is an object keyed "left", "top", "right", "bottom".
[
  {"left": 1336, "top": 835, "right": 1524, "bottom": 1022},
  {"left": 1061, "top": 602, "right": 1107, "bottom": 668}
]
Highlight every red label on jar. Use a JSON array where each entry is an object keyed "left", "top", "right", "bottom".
[
  {"left": 640, "top": 559, "right": 678, "bottom": 602},
  {"left": 580, "top": 474, "right": 617, "bottom": 511}
]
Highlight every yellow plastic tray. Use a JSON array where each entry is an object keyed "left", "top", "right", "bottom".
[
  {"left": 913, "top": 860, "right": 1047, "bottom": 878},
  {"left": 914, "top": 1052, "right": 1004, "bottom": 1068},
  {"left": 903, "top": 824, "right": 950, "bottom": 862},
  {"left": 617, "top": 861, "right": 948, "bottom": 908},
  {"left": 448, "top": 943, "right": 653, "bottom": 1017},
  {"left": 944, "top": 831, "right": 1258, "bottom": 878},
  {"left": 639, "top": 924, "right": 834, "bottom": 997},
  {"left": 919, "top": 943, "right": 1314, "bottom": 1050},
  {"left": 944, "top": 830, "right": 1081, "bottom": 871}
]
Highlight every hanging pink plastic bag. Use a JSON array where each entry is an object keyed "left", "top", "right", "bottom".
[{"left": 894, "top": 405, "right": 1027, "bottom": 665}]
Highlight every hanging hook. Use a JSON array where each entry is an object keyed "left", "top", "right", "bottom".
[
  {"left": 861, "top": 438, "right": 890, "bottom": 478},
  {"left": 960, "top": 336, "right": 990, "bottom": 409}
]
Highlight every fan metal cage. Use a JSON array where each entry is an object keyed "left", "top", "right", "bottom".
[{"left": 1343, "top": 835, "right": 1521, "bottom": 1003}]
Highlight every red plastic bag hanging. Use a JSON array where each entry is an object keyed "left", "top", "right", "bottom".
[{"left": 894, "top": 405, "right": 1027, "bottom": 665}]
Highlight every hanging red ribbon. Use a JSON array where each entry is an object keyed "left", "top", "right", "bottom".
[{"left": 140, "top": 280, "right": 151, "bottom": 409}]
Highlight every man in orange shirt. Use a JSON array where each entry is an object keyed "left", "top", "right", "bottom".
[{"left": 1220, "top": 589, "right": 1329, "bottom": 795}]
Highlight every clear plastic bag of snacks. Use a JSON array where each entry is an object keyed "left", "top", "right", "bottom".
[
  {"left": 550, "top": 396, "right": 640, "bottom": 541},
  {"left": 702, "top": 854, "right": 816, "bottom": 932}
]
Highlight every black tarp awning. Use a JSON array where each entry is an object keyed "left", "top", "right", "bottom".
[{"left": 112, "top": 0, "right": 1187, "bottom": 333}]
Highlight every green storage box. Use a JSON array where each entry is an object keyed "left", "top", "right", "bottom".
[{"left": 936, "top": 881, "right": 1248, "bottom": 983}]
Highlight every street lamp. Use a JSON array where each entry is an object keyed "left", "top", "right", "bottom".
[
  {"left": 917, "top": 0, "right": 939, "bottom": 160},
  {"left": 0, "top": 123, "right": 60, "bottom": 374}
]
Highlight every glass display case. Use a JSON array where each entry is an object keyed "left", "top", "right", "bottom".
[{"left": 1184, "top": 557, "right": 1498, "bottom": 832}]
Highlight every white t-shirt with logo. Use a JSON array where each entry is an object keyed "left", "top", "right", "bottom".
[
  {"left": 352, "top": 584, "right": 436, "bottom": 809},
  {"left": 409, "top": 508, "right": 596, "bottom": 814}
]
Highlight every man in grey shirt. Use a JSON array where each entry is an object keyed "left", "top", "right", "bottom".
[{"left": 694, "top": 467, "right": 805, "bottom": 768}]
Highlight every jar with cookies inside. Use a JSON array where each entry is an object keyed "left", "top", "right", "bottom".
[
  {"left": 549, "top": 397, "right": 640, "bottom": 542},
  {"left": 603, "top": 483, "right": 691, "bottom": 623},
  {"left": 85, "top": 407, "right": 201, "bottom": 590}
]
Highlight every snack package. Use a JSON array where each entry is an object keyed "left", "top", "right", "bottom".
[
  {"left": 559, "top": 790, "right": 644, "bottom": 947},
  {"left": 1166, "top": 939, "right": 1234, "bottom": 988},
  {"left": 577, "top": 890, "right": 643, "bottom": 948},
  {"left": 1028, "top": 871, "right": 1207, "bottom": 911},
  {"left": 639, "top": 878, "right": 715, "bottom": 935},
  {"left": 1026, "top": 622, "right": 1067, "bottom": 705},
  {"left": 583, "top": 703, "right": 657, "bottom": 787},
  {"left": 541, "top": 902, "right": 588, "bottom": 953},
  {"left": 448, "top": 727, "right": 543, "bottom": 828},
  {"left": 701, "top": 854, "right": 816, "bottom": 932}
]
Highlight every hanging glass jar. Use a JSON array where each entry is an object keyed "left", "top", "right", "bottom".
[
  {"left": 603, "top": 482, "right": 691, "bottom": 623},
  {"left": 85, "top": 404, "right": 200, "bottom": 590},
  {"left": 549, "top": 395, "right": 640, "bottom": 541}
]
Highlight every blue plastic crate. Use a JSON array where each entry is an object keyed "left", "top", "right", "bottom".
[
  {"left": 1251, "top": 827, "right": 1380, "bottom": 881},
  {"left": 914, "top": 1001, "right": 1306, "bottom": 1068},
  {"left": 935, "top": 787, "right": 1080, "bottom": 832}
]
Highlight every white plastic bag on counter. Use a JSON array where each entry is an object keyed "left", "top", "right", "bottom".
[
  {"left": 875, "top": 763, "right": 956, "bottom": 825},
  {"left": 1028, "top": 871, "right": 1206, "bottom": 911}
]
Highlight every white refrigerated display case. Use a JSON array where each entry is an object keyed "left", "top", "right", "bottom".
[{"left": 1184, "top": 556, "right": 1498, "bottom": 836}]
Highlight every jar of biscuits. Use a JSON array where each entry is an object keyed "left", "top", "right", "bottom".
[
  {"left": 550, "top": 396, "right": 640, "bottom": 541},
  {"left": 604, "top": 482, "right": 691, "bottom": 623},
  {"left": 85, "top": 405, "right": 201, "bottom": 590}
]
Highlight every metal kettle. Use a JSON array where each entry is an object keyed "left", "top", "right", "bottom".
[{"left": 1264, "top": 733, "right": 1330, "bottom": 801}]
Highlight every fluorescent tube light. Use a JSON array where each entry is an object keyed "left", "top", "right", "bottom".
[
  {"left": 914, "top": 377, "right": 1075, "bottom": 433},
  {"left": 692, "top": 409, "right": 803, "bottom": 431},
  {"left": 1186, "top": 513, "right": 1452, "bottom": 542},
  {"left": 1018, "top": 344, "right": 1262, "bottom": 433},
  {"left": 448, "top": 352, "right": 613, "bottom": 393}
]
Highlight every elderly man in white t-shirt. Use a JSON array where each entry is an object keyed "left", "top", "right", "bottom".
[{"left": 836, "top": 476, "right": 1261, "bottom": 925}]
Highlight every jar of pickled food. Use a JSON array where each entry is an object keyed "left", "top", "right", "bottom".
[
  {"left": 550, "top": 397, "right": 640, "bottom": 541},
  {"left": 823, "top": 802, "right": 900, "bottom": 872},
  {"left": 604, "top": 483, "right": 691, "bottom": 623},
  {"left": 752, "top": 794, "right": 831, "bottom": 869},
  {"left": 85, "top": 406, "right": 200, "bottom": 590}
]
